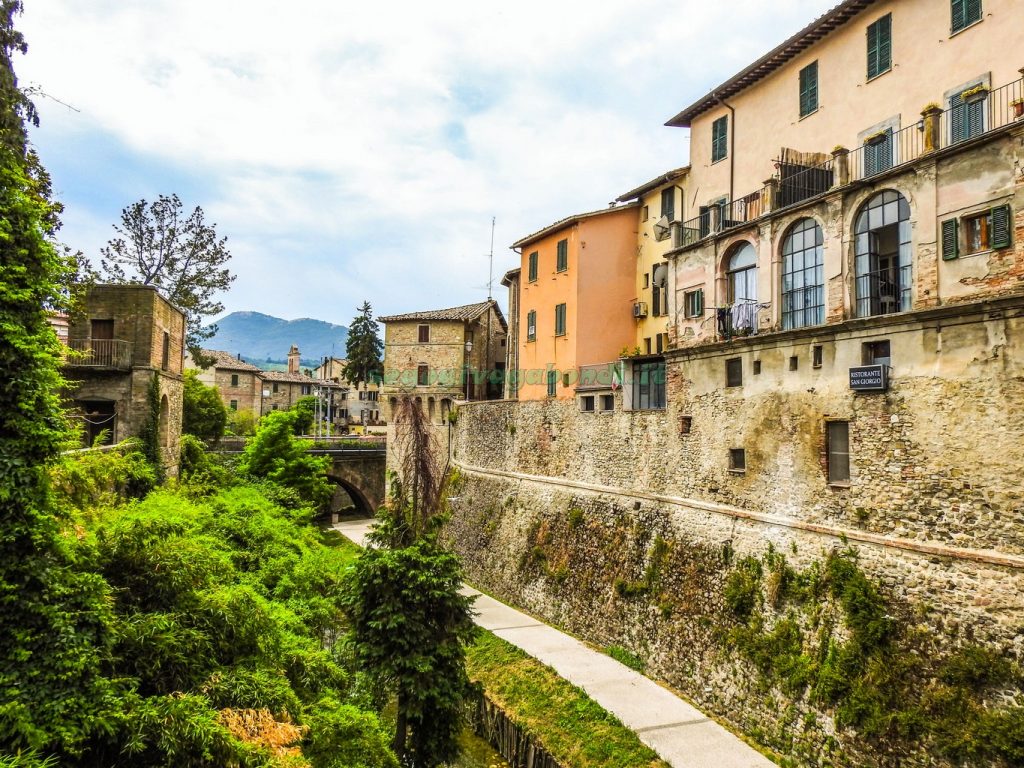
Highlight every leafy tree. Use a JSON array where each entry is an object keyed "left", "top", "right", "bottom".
[
  {"left": 0, "top": 1, "right": 118, "bottom": 755},
  {"left": 95, "top": 193, "right": 234, "bottom": 355},
  {"left": 343, "top": 301, "right": 383, "bottom": 386},
  {"left": 292, "top": 395, "right": 318, "bottom": 436},
  {"left": 182, "top": 369, "right": 227, "bottom": 442},
  {"left": 343, "top": 397, "right": 476, "bottom": 767},
  {"left": 238, "top": 410, "right": 331, "bottom": 509}
]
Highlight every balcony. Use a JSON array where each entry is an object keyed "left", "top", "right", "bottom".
[
  {"left": 64, "top": 338, "right": 133, "bottom": 370},
  {"left": 672, "top": 76, "right": 1024, "bottom": 251}
]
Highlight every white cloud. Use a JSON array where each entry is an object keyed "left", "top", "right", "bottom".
[{"left": 18, "top": 0, "right": 836, "bottom": 324}]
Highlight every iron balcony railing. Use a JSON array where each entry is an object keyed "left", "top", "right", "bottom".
[
  {"left": 65, "top": 338, "right": 133, "bottom": 369},
  {"left": 673, "top": 76, "right": 1024, "bottom": 250}
]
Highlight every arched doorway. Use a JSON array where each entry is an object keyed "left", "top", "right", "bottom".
[
  {"left": 854, "top": 190, "right": 911, "bottom": 317},
  {"left": 725, "top": 241, "right": 758, "bottom": 334}
]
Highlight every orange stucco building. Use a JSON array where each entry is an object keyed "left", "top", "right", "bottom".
[{"left": 511, "top": 204, "right": 638, "bottom": 401}]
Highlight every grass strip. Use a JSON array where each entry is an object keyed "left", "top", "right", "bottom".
[{"left": 465, "top": 631, "right": 669, "bottom": 768}]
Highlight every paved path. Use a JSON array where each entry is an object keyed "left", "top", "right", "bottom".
[{"left": 333, "top": 518, "right": 775, "bottom": 768}]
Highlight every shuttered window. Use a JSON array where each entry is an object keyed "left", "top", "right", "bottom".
[
  {"left": 526, "top": 310, "right": 536, "bottom": 341},
  {"left": 546, "top": 369, "right": 557, "bottom": 397},
  {"left": 951, "top": 0, "right": 982, "bottom": 33},
  {"left": 799, "top": 61, "right": 818, "bottom": 117},
  {"left": 556, "top": 239, "right": 568, "bottom": 272},
  {"left": 711, "top": 116, "right": 728, "bottom": 163},
  {"left": 866, "top": 14, "right": 892, "bottom": 80},
  {"left": 941, "top": 218, "right": 959, "bottom": 260},
  {"left": 684, "top": 289, "right": 704, "bottom": 318},
  {"left": 949, "top": 91, "right": 985, "bottom": 143},
  {"left": 528, "top": 251, "right": 538, "bottom": 281},
  {"left": 991, "top": 204, "right": 1012, "bottom": 249},
  {"left": 863, "top": 128, "right": 894, "bottom": 176},
  {"left": 554, "top": 303, "right": 566, "bottom": 336},
  {"left": 660, "top": 188, "right": 675, "bottom": 221}
]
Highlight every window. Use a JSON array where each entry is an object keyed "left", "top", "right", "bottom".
[
  {"left": 556, "top": 239, "right": 568, "bottom": 272},
  {"left": 161, "top": 332, "right": 170, "bottom": 370},
  {"left": 951, "top": 0, "right": 982, "bottom": 33},
  {"left": 644, "top": 337, "right": 651, "bottom": 355},
  {"left": 726, "top": 358, "right": 742, "bottom": 387},
  {"left": 866, "top": 14, "right": 892, "bottom": 80},
  {"left": 643, "top": 273, "right": 649, "bottom": 288},
  {"left": 546, "top": 369, "right": 557, "bottom": 397},
  {"left": 813, "top": 345, "right": 823, "bottom": 368},
  {"left": 554, "top": 303, "right": 566, "bottom": 336},
  {"left": 301, "top": 385, "right": 311, "bottom": 395},
  {"left": 272, "top": 404, "right": 278, "bottom": 410},
  {"left": 526, "top": 310, "right": 537, "bottom": 341},
  {"left": 417, "top": 364, "right": 429, "bottom": 386},
  {"left": 231, "top": 374, "right": 239, "bottom": 387},
  {"left": 753, "top": 360, "right": 762, "bottom": 375},
  {"left": 789, "top": 356, "right": 799, "bottom": 371},
  {"left": 729, "top": 448, "right": 746, "bottom": 472},
  {"left": 600, "top": 394, "right": 614, "bottom": 412},
  {"left": 726, "top": 242, "right": 758, "bottom": 335},
  {"left": 684, "top": 288, "right": 704, "bottom": 318},
  {"left": 642, "top": 205, "right": 649, "bottom": 222},
  {"left": 528, "top": 251, "right": 538, "bottom": 282},
  {"left": 949, "top": 89, "right": 985, "bottom": 143},
  {"left": 862, "top": 340, "right": 891, "bottom": 367},
  {"left": 580, "top": 395, "right": 595, "bottom": 412},
  {"left": 660, "top": 187, "right": 675, "bottom": 221},
  {"left": 90, "top": 318, "right": 114, "bottom": 340},
  {"left": 945, "top": 205, "right": 1011, "bottom": 258},
  {"left": 854, "top": 190, "right": 912, "bottom": 317},
  {"left": 781, "top": 218, "right": 825, "bottom": 329},
  {"left": 863, "top": 128, "right": 894, "bottom": 176},
  {"left": 799, "top": 61, "right": 818, "bottom": 117},
  {"left": 273, "top": 382, "right": 279, "bottom": 393},
  {"left": 711, "top": 116, "right": 728, "bottom": 163},
  {"left": 656, "top": 334, "right": 664, "bottom": 354},
  {"left": 418, "top": 324, "right": 430, "bottom": 343},
  {"left": 631, "top": 360, "right": 666, "bottom": 410},
  {"left": 827, "top": 421, "right": 851, "bottom": 484},
  {"left": 229, "top": 399, "right": 238, "bottom": 411},
  {"left": 679, "top": 415, "right": 692, "bottom": 434}
]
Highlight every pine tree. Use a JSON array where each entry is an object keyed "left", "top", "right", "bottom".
[
  {"left": 343, "top": 300, "right": 383, "bottom": 385},
  {"left": 0, "top": 1, "right": 117, "bottom": 755}
]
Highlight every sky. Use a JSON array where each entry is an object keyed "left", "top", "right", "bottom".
[{"left": 18, "top": 0, "right": 836, "bottom": 327}]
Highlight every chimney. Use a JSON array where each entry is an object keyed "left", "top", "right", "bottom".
[
  {"left": 288, "top": 344, "right": 300, "bottom": 374},
  {"left": 237, "top": 353, "right": 241, "bottom": 360}
]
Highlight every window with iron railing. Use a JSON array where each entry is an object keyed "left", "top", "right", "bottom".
[{"left": 781, "top": 218, "right": 825, "bottom": 330}]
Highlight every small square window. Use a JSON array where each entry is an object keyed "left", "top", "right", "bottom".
[
  {"left": 729, "top": 448, "right": 746, "bottom": 472},
  {"left": 680, "top": 415, "right": 693, "bottom": 434},
  {"left": 726, "top": 358, "right": 743, "bottom": 387},
  {"left": 813, "top": 345, "right": 823, "bottom": 368},
  {"left": 643, "top": 273, "right": 649, "bottom": 289},
  {"left": 862, "top": 340, "right": 891, "bottom": 367},
  {"left": 580, "top": 395, "right": 595, "bottom": 412},
  {"left": 418, "top": 324, "right": 430, "bottom": 343},
  {"left": 641, "top": 205, "right": 649, "bottom": 222},
  {"left": 600, "top": 394, "right": 615, "bottom": 412},
  {"left": 683, "top": 289, "right": 704, "bottom": 318},
  {"left": 753, "top": 360, "right": 762, "bottom": 375},
  {"left": 789, "top": 356, "right": 799, "bottom": 371},
  {"left": 229, "top": 399, "right": 238, "bottom": 411}
]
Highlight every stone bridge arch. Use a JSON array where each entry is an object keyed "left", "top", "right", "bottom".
[{"left": 323, "top": 452, "right": 386, "bottom": 518}]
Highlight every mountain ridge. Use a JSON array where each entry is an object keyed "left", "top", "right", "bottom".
[{"left": 204, "top": 311, "right": 349, "bottom": 366}]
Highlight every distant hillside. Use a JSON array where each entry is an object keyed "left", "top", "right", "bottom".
[{"left": 204, "top": 312, "right": 349, "bottom": 367}]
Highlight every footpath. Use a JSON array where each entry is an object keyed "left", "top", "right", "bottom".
[{"left": 334, "top": 518, "right": 775, "bottom": 768}]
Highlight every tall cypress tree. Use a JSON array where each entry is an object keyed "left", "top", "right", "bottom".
[
  {"left": 343, "top": 300, "right": 383, "bottom": 385},
  {"left": 0, "top": 1, "right": 115, "bottom": 755}
]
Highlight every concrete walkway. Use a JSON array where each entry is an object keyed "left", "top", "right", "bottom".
[{"left": 333, "top": 518, "right": 775, "bottom": 768}]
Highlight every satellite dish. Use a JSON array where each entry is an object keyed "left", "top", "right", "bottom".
[
  {"left": 652, "top": 263, "right": 668, "bottom": 287},
  {"left": 653, "top": 216, "right": 671, "bottom": 241}
]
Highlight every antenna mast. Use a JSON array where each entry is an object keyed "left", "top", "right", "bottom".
[{"left": 487, "top": 216, "right": 495, "bottom": 301}]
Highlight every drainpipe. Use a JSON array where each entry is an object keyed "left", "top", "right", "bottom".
[{"left": 713, "top": 91, "right": 736, "bottom": 208}]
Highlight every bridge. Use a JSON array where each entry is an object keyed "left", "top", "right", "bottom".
[{"left": 215, "top": 437, "right": 386, "bottom": 518}]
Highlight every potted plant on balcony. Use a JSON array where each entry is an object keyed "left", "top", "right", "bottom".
[
  {"left": 864, "top": 130, "right": 888, "bottom": 146},
  {"left": 1011, "top": 97, "right": 1024, "bottom": 119},
  {"left": 960, "top": 84, "right": 989, "bottom": 104}
]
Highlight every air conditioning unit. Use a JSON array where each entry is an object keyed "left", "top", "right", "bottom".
[{"left": 633, "top": 301, "right": 648, "bottom": 318}]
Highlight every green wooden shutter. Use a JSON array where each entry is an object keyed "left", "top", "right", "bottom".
[
  {"left": 966, "top": 0, "right": 982, "bottom": 26},
  {"left": 799, "top": 62, "right": 818, "bottom": 117},
  {"left": 867, "top": 15, "right": 891, "bottom": 80},
  {"left": 556, "top": 239, "right": 567, "bottom": 271},
  {"left": 528, "top": 251, "right": 538, "bottom": 281},
  {"left": 711, "top": 116, "right": 728, "bottom": 162},
  {"left": 991, "top": 204, "right": 1012, "bottom": 249},
  {"left": 695, "top": 289, "right": 704, "bottom": 317},
  {"left": 941, "top": 218, "right": 959, "bottom": 260},
  {"left": 951, "top": 0, "right": 966, "bottom": 31}
]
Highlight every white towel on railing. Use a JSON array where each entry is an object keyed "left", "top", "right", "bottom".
[{"left": 732, "top": 301, "right": 757, "bottom": 331}]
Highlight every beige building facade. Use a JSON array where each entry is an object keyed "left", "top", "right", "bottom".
[{"left": 188, "top": 349, "right": 264, "bottom": 416}]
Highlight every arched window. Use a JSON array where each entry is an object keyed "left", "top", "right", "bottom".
[
  {"left": 854, "top": 191, "right": 911, "bottom": 317},
  {"left": 726, "top": 242, "right": 757, "bottom": 333},
  {"left": 781, "top": 218, "right": 824, "bottom": 329}
]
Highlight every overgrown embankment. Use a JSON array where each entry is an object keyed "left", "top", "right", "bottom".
[{"left": 442, "top": 469, "right": 1024, "bottom": 768}]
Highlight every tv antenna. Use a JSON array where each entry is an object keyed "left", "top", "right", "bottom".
[{"left": 487, "top": 216, "right": 495, "bottom": 301}]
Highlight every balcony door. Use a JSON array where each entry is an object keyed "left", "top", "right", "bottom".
[
  {"left": 854, "top": 190, "right": 911, "bottom": 317},
  {"left": 726, "top": 242, "right": 758, "bottom": 333}
]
